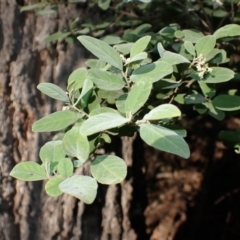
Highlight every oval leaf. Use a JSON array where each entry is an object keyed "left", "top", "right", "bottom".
[
  {"left": 80, "top": 113, "right": 129, "bottom": 136},
  {"left": 125, "top": 81, "right": 152, "bottom": 117},
  {"left": 204, "top": 67, "right": 234, "bottom": 83},
  {"left": 37, "top": 83, "right": 69, "bottom": 102},
  {"left": 32, "top": 110, "right": 83, "bottom": 132},
  {"left": 45, "top": 178, "right": 64, "bottom": 197},
  {"left": 143, "top": 104, "right": 181, "bottom": 120},
  {"left": 78, "top": 36, "right": 123, "bottom": 70},
  {"left": 40, "top": 140, "right": 65, "bottom": 163},
  {"left": 162, "top": 51, "right": 190, "bottom": 65},
  {"left": 214, "top": 24, "right": 240, "bottom": 39},
  {"left": 130, "top": 61, "right": 173, "bottom": 83},
  {"left": 212, "top": 94, "right": 240, "bottom": 111},
  {"left": 91, "top": 155, "right": 127, "bottom": 184},
  {"left": 130, "top": 35, "right": 151, "bottom": 58},
  {"left": 57, "top": 158, "right": 74, "bottom": 177},
  {"left": 59, "top": 175, "right": 98, "bottom": 204},
  {"left": 139, "top": 124, "right": 190, "bottom": 159},
  {"left": 87, "top": 69, "right": 125, "bottom": 91},
  {"left": 184, "top": 41, "right": 195, "bottom": 56},
  {"left": 10, "top": 162, "right": 47, "bottom": 181},
  {"left": 62, "top": 127, "right": 90, "bottom": 164},
  {"left": 68, "top": 68, "right": 87, "bottom": 91},
  {"left": 195, "top": 35, "right": 216, "bottom": 56}
]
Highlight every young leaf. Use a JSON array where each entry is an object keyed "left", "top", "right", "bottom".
[
  {"left": 195, "top": 35, "right": 216, "bottom": 56},
  {"left": 212, "top": 94, "right": 240, "bottom": 111},
  {"left": 62, "top": 127, "right": 90, "bottom": 164},
  {"left": 80, "top": 113, "right": 129, "bottom": 136},
  {"left": 114, "top": 43, "right": 134, "bottom": 55},
  {"left": 78, "top": 36, "right": 123, "bottom": 70},
  {"left": 20, "top": 2, "right": 46, "bottom": 12},
  {"left": 59, "top": 175, "right": 98, "bottom": 204},
  {"left": 130, "top": 61, "right": 173, "bottom": 83},
  {"left": 183, "top": 41, "right": 195, "bottom": 56},
  {"left": 130, "top": 35, "right": 151, "bottom": 58},
  {"left": 214, "top": 24, "right": 240, "bottom": 39},
  {"left": 125, "top": 52, "right": 148, "bottom": 65},
  {"left": 143, "top": 104, "right": 181, "bottom": 120},
  {"left": 157, "top": 42, "right": 166, "bottom": 58},
  {"left": 162, "top": 51, "right": 190, "bottom": 65},
  {"left": 182, "top": 29, "right": 204, "bottom": 43},
  {"left": 57, "top": 158, "right": 74, "bottom": 178},
  {"left": 79, "top": 79, "right": 93, "bottom": 108},
  {"left": 139, "top": 124, "right": 190, "bottom": 159},
  {"left": 32, "top": 110, "right": 82, "bottom": 132},
  {"left": 87, "top": 69, "right": 125, "bottom": 91},
  {"left": 10, "top": 162, "right": 47, "bottom": 181},
  {"left": 68, "top": 68, "right": 87, "bottom": 91},
  {"left": 91, "top": 155, "right": 127, "bottom": 184},
  {"left": 45, "top": 178, "right": 64, "bottom": 197},
  {"left": 37, "top": 83, "right": 69, "bottom": 102},
  {"left": 44, "top": 32, "right": 71, "bottom": 43},
  {"left": 125, "top": 81, "right": 152, "bottom": 117},
  {"left": 40, "top": 141, "right": 65, "bottom": 163},
  {"left": 116, "top": 93, "right": 128, "bottom": 113},
  {"left": 89, "top": 107, "right": 121, "bottom": 117}
]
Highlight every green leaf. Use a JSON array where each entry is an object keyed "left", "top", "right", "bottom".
[
  {"left": 116, "top": 93, "right": 128, "bottom": 113},
  {"left": 139, "top": 124, "right": 190, "bottom": 159},
  {"left": 91, "top": 155, "right": 127, "bottom": 184},
  {"left": 143, "top": 104, "right": 181, "bottom": 120},
  {"left": 162, "top": 51, "right": 190, "bottom": 65},
  {"left": 101, "top": 35, "right": 123, "bottom": 45},
  {"left": 87, "top": 70, "right": 125, "bottom": 91},
  {"left": 85, "top": 59, "right": 106, "bottom": 69},
  {"left": 79, "top": 79, "right": 93, "bottom": 109},
  {"left": 184, "top": 41, "right": 195, "bottom": 56},
  {"left": 44, "top": 32, "right": 71, "bottom": 43},
  {"left": 59, "top": 175, "right": 98, "bottom": 204},
  {"left": 10, "top": 162, "right": 47, "bottom": 181},
  {"left": 157, "top": 43, "right": 166, "bottom": 58},
  {"left": 203, "top": 67, "right": 234, "bottom": 83},
  {"left": 45, "top": 178, "right": 64, "bottom": 197},
  {"left": 68, "top": 68, "right": 87, "bottom": 91},
  {"left": 204, "top": 102, "right": 225, "bottom": 120},
  {"left": 90, "top": 107, "right": 121, "bottom": 117},
  {"left": 212, "top": 94, "right": 240, "bottom": 111},
  {"left": 130, "top": 35, "right": 151, "bottom": 58},
  {"left": 214, "top": 24, "right": 240, "bottom": 39},
  {"left": 114, "top": 43, "right": 134, "bottom": 55},
  {"left": 62, "top": 127, "right": 90, "bottom": 164},
  {"left": 32, "top": 111, "right": 82, "bottom": 132},
  {"left": 98, "top": 0, "right": 111, "bottom": 10},
  {"left": 130, "top": 61, "right": 173, "bottom": 83},
  {"left": 57, "top": 158, "right": 74, "bottom": 178},
  {"left": 125, "top": 81, "right": 152, "bottom": 117},
  {"left": 80, "top": 113, "right": 129, "bottom": 136},
  {"left": 184, "top": 93, "right": 205, "bottom": 104},
  {"left": 39, "top": 141, "right": 65, "bottom": 163},
  {"left": 198, "top": 81, "right": 216, "bottom": 98},
  {"left": 126, "top": 52, "right": 148, "bottom": 65},
  {"left": 195, "top": 35, "right": 216, "bottom": 56},
  {"left": 20, "top": 3, "right": 46, "bottom": 12},
  {"left": 182, "top": 29, "right": 204, "bottom": 43},
  {"left": 78, "top": 36, "right": 123, "bottom": 70},
  {"left": 37, "top": 83, "right": 69, "bottom": 102}
]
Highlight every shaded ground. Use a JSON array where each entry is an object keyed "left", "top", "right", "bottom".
[{"left": 139, "top": 113, "right": 240, "bottom": 240}]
